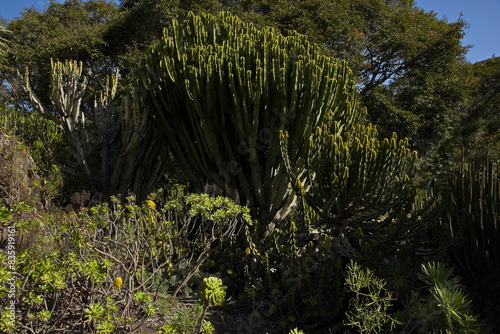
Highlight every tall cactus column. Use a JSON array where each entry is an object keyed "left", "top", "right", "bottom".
[
  {"left": 24, "top": 60, "right": 167, "bottom": 199},
  {"left": 24, "top": 59, "right": 92, "bottom": 177},
  {"left": 446, "top": 160, "right": 500, "bottom": 279},
  {"left": 139, "top": 12, "right": 359, "bottom": 235}
]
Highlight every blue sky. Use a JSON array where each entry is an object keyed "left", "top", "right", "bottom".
[
  {"left": 1, "top": 0, "right": 498, "bottom": 63},
  {"left": 416, "top": 0, "right": 500, "bottom": 62}
]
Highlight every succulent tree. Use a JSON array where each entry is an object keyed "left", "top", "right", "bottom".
[
  {"left": 280, "top": 99, "right": 420, "bottom": 261},
  {"left": 23, "top": 59, "right": 166, "bottom": 199},
  {"left": 93, "top": 73, "right": 167, "bottom": 199},
  {"left": 24, "top": 59, "right": 92, "bottom": 177},
  {"left": 281, "top": 113, "right": 418, "bottom": 224},
  {"left": 446, "top": 160, "right": 500, "bottom": 280},
  {"left": 139, "top": 11, "right": 360, "bottom": 234}
]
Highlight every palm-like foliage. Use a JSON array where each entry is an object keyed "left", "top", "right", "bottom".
[
  {"left": 430, "top": 286, "right": 476, "bottom": 331},
  {"left": 418, "top": 261, "right": 461, "bottom": 289},
  {"left": 418, "top": 262, "right": 482, "bottom": 333}
]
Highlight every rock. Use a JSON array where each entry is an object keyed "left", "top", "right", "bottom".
[
  {"left": 0, "top": 131, "right": 45, "bottom": 250},
  {"left": 0, "top": 130, "right": 43, "bottom": 212}
]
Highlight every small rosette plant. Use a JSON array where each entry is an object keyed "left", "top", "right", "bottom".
[{"left": 197, "top": 277, "right": 226, "bottom": 307}]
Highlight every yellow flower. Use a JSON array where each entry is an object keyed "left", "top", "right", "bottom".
[
  {"left": 244, "top": 247, "right": 251, "bottom": 255},
  {"left": 113, "top": 277, "right": 123, "bottom": 289},
  {"left": 146, "top": 200, "right": 156, "bottom": 209}
]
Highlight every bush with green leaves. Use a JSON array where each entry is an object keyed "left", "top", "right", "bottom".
[
  {"left": 157, "top": 303, "right": 205, "bottom": 334},
  {"left": 158, "top": 323, "right": 180, "bottom": 334},
  {"left": 344, "top": 260, "right": 401, "bottom": 333},
  {"left": 195, "top": 276, "right": 226, "bottom": 333},
  {"left": 0, "top": 206, "right": 12, "bottom": 224},
  {"left": 0, "top": 190, "right": 250, "bottom": 333},
  {"left": 0, "top": 104, "right": 65, "bottom": 201},
  {"left": 398, "top": 262, "right": 486, "bottom": 334}
]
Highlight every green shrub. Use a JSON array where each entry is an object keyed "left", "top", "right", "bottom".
[
  {"left": 398, "top": 262, "right": 486, "bottom": 334},
  {"left": 158, "top": 323, "right": 180, "bottom": 334},
  {"left": 344, "top": 260, "right": 401, "bottom": 333},
  {"left": 0, "top": 104, "right": 65, "bottom": 200},
  {"left": 240, "top": 220, "right": 345, "bottom": 330},
  {"left": 0, "top": 191, "right": 249, "bottom": 333}
]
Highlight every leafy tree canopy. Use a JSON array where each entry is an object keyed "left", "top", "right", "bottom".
[
  {"left": 218, "top": 0, "right": 467, "bottom": 89},
  {"left": 451, "top": 57, "right": 500, "bottom": 163},
  {"left": 2, "top": 0, "right": 476, "bottom": 158}
]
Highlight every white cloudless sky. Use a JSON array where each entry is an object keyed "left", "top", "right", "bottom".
[{"left": 1, "top": 0, "right": 498, "bottom": 63}]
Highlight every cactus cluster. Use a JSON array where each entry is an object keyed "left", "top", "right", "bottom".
[
  {"left": 23, "top": 59, "right": 166, "bottom": 199},
  {"left": 139, "top": 11, "right": 360, "bottom": 232},
  {"left": 446, "top": 160, "right": 500, "bottom": 279},
  {"left": 24, "top": 59, "right": 91, "bottom": 176},
  {"left": 94, "top": 72, "right": 167, "bottom": 198},
  {"left": 281, "top": 108, "right": 418, "bottom": 226},
  {"left": 279, "top": 97, "right": 421, "bottom": 265}
]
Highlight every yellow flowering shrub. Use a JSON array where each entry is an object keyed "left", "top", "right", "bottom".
[{"left": 3, "top": 190, "right": 251, "bottom": 333}]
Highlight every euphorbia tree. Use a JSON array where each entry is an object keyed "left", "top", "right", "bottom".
[
  {"left": 23, "top": 59, "right": 166, "bottom": 199},
  {"left": 281, "top": 112, "right": 418, "bottom": 227},
  {"left": 139, "top": 11, "right": 363, "bottom": 234}
]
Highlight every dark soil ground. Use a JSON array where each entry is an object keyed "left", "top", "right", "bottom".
[
  {"left": 206, "top": 302, "right": 284, "bottom": 334},
  {"left": 131, "top": 298, "right": 285, "bottom": 334}
]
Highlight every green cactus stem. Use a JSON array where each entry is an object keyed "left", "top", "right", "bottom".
[{"left": 139, "top": 11, "right": 360, "bottom": 235}]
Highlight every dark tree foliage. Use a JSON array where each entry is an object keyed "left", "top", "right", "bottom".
[
  {"left": 452, "top": 57, "right": 500, "bottom": 163},
  {"left": 3, "top": 0, "right": 473, "bottom": 151},
  {"left": 104, "top": 0, "right": 223, "bottom": 84},
  {"left": 416, "top": 57, "right": 500, "bottom": 180},
  {"left": 2, "top": 0, "right": 223, "bottom": 101},
  {"left": 1, "top": 1, "right": 172, "bottom": 201}
]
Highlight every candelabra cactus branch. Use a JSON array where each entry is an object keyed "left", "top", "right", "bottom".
[
  {"left": 281, "top": 110, "right": 418, "bottom": 225},
  {"left": 139, "top": 11, "right": 360, "bottom": 234},
  {"left": 24, "top": 59, "right": 91, "bottom": 176},
  {"left": 23, "top": 59, "right": 166, "bottom": 199},
  {"left": 49, "top": 59, "right": 88, "bottom": 132},
  {"left": 446, "top": 159, "right": 500, "bottom": 280},
  {"left": 91, "top": 69, "right": 168, "bottom": 199},
  {"left": 281, "top": 104, "right": 421, "bottom": 261}
]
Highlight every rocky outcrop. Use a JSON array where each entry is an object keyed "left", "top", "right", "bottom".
[
  {"left": 0, "top": 130, "right": 43, "bottom": 218},
  {"left": 0, "top": 130, "right": 46, "bottom": 250}
]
